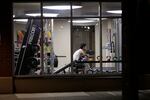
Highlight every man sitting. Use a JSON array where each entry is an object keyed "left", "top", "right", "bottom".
[{"left": 73, "top": 43, "right": 89, "bottom": 74}]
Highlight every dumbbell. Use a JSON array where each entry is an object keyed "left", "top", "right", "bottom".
[{"left": 26, "top": 57, "right": 40, "bottom": 68}]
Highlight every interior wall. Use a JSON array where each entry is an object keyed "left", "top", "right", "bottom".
[
  {"left": 53, "top": 19, "right": 71, "bottom": 70},
  {"left": 95, "top": 23, "right": 100, "bottom": 67},
  {"left": 102, "top": 19, "right": 111, "bottom": 61},
  {"left": 95, "top": 19, "right": 111, "bottom": 66}
]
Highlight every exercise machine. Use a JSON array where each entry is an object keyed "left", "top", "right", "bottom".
[{"left": 14, "top": 19, "right": 41, "bottom": 75}]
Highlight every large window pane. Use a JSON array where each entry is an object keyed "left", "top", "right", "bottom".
[
  {"left": 13, "top": 19, "right": 41, "bottom": 75},
  {"left": 102, "top": 62, "right": 122, "bottom": 73},
  {"left": 102, "top": 18, "right": 122, "bottom": 73},
  {"left": 13, "top": 3, "right": 41, "bottom": 18},
  {"left": 43, "top": 2, "right": 71, "bottom": 17},
  {"left": 72, "top": 18, "right": 99, "bottom": 74},
  {"left": 13, "top": 2, "right": 122, "bottom": 76},
  {"left": 72, "top": 2, "right": 100, "bottom": 17},
  {"left": 42, "top": 19, "right": 71, "bottom": 74},
  {"left": 102, "top": 2, "right": 121, "bottom": 17}
]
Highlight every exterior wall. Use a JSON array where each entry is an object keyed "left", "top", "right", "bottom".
[
  {"left": 0, "top": 1, "right": 13, "bottom": 93},
  {"left": 14, "top": 76, "right": 122, "bottom": 93},
  {"left": 1, "top": 0, "right": 150, "bottom": 94}
]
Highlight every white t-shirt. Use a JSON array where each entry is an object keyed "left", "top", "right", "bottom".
[{"left": 73, "top": 49, "right": 84, "bottom": 61}]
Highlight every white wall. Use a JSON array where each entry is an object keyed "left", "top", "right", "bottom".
[
  {"left": 95, "top": 23, "right": 100, "bottom": 67},
  {"left": 102, "top": 19, "right": 110, "bottom": 61},
  {"left": 53, "top": 19, "right": 71, "bottom": 70},
  {"left": 94, "top": 19, "right": 112, "bottom": 67}
]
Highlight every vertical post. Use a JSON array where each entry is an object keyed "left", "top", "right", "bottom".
[
  {"left": 41, "top": 1, "right": 44, "bottom": 74},
  {"left": 99, "top": 2, "right": 103, "bottom": 73},
  {"left": 70, "top": 1, "right": 73, "bottom": 74},
  {"left": 122, "top": 0, "right": 139, "bottom": 100}
]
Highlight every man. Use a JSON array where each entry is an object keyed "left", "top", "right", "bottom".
[
  {"left": 73, "top": 43, "right": 87, "bottom": 61},
  {"left": 73, "top": 43, "right": 90, "bottom": 74}
]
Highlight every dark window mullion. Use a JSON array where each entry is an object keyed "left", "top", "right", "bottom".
[
  {"left": 70, "top": 1, "right": 73, "bottom": 74},
  {"left": 41, "top": 1, "right": 44, "bottom": 75},
  {"left": 99, "top": 2, "right": 103, "bottom": 73}
]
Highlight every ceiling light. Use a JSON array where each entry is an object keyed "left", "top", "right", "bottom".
[
  {"left": 26, "top": 13, "right": 58, "bottom": 17},
  {"left": 43, "top": 13, "right": 58, "bottom": 17},
  {"left": 102, "top": 18, "right": 107, "bottom": 20},
  {"left": 43, "top": 5, "right": 82, "bottom": 10},
  {"left": 85, "top": 18, "right": 99, "bottom": 21},
  {"left": 106, "top": 10, "right": 122, "bottom": 14},
  {"left": 68, "top": 20, "right": 95, "bottom": 23},
  {"left": 26, "top": 13, "right": 41, "bottom": 17},
  {"left": 13, "top": 19, "right": 28, "bottom": 22},
  {"left": 13, "top": 15, "right": 15, "bottom": 18}
]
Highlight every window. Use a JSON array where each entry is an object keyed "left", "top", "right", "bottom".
[{"left": 13, "top": 2, "right": 122, "bottom": 76}]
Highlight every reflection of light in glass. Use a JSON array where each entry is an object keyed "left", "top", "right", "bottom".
[
  {"left": 13, "top": 19, "right": 28, "bottom": 22},
  {"left": 43, "top": 13, "right": 59, "bottom": 17},
  {"left": 86, "top": 18, "right": 99, "bottom": 21},
  {"left": 26, "top": 13, "right": 40, "bottom": 16},
  {"left": 26, "top": 13, "right": 58, "bottom": 17},
  {"left": 43, "top": 5, "right": 82, "bottom": 10},
  {"left": 102, "top": 18, "right": 107, "bottom": 20},
  {"left": 87, "top": 27, "right": 90, "bottom": 29},
  {"left": 68, "top": 20, "right": 95, "bottom": 23},
  {"left": 106, "top": 10, "right": 122, "bottom": 14}
]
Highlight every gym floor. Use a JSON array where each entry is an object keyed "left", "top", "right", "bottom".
[{"left": 0, "top": 90, "right": 150, "bottom": 100}]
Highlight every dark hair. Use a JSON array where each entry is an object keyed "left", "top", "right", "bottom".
[{"left": 80, "top": 43, "right": 86, "bottom": 49}]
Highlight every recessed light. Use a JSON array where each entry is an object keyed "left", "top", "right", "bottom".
[
  {"left": 13, "top": 19, "right": 28, "bottom": 22},
  {"left": 68, "top": 20, "right": 95, "bottom": 23},
  {"left": 102, "top": 18, "right": 107, "bottom": 20},
  {"left": 106, "top": 10, "right": 122, "bottom": 14},
  {"left": 26, "top": 13, "right": 41, "bottom": 17},
  {"left": 25, "top": 13, "right": 58, "bottom": 17},
  {"left": 43, "top": 13, "right": 59, "bottom": 17},
  {"left": 43, "top": 5, "right": 82, "bottom": 10}
]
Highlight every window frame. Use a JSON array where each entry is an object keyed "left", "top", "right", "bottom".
[{"left": 12, "top": 1, "right": 122, "bottom": 77}]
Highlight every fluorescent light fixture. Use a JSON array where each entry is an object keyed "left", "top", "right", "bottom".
[
  {"left": 85, "top": 18, "right": 99, "bottom": 21},
  {"left": 43, "top": 5, "right": 82, "bottom": 10},
  {"left": 102, "top": 18, "right": 107, "bottom": 20},
  {"left": 106, "top": 10, "right": 122, "bottom": 14},
  {"left": 13, "top": 19, "right": 28, "bottom": 22},
  {"left": 68, "top": 20, "right": 95, "bottom": 23},
  {"left": 26, "top": 13, "right": 58, "bottom": 17},
  {"left": 43, "top": 13, "right": 59, "bottom": 17},
  {"left": 26, "top": 13, "right": 41, "bottom": 17}
]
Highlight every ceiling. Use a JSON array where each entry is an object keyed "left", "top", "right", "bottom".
[{"left": 13, "top": 2, "right": 121, "bottom": 17}]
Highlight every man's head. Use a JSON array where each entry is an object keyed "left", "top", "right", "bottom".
[{"left": 80, "top": 43, "right": 86, "bottom": 51}]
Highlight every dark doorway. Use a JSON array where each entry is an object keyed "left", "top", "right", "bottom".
[{"left": 72, "top": 25, "right": 95, "bottom": 54}]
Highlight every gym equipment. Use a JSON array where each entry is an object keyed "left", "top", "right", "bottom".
[
  {"left": 26, "top": 57, "right": 39, "bottom": 68},
  {"left": 54, "top": 55, "right": 58, "bottom": 67},
  {"left": 53, "top": 62, "right": 73, "bottom": 74},
  {"left": 15, "top": 19, "right": 41, "bottom": 75},
  {"left": 86, "top": 50, "right": 95, "bottom": 55}
]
